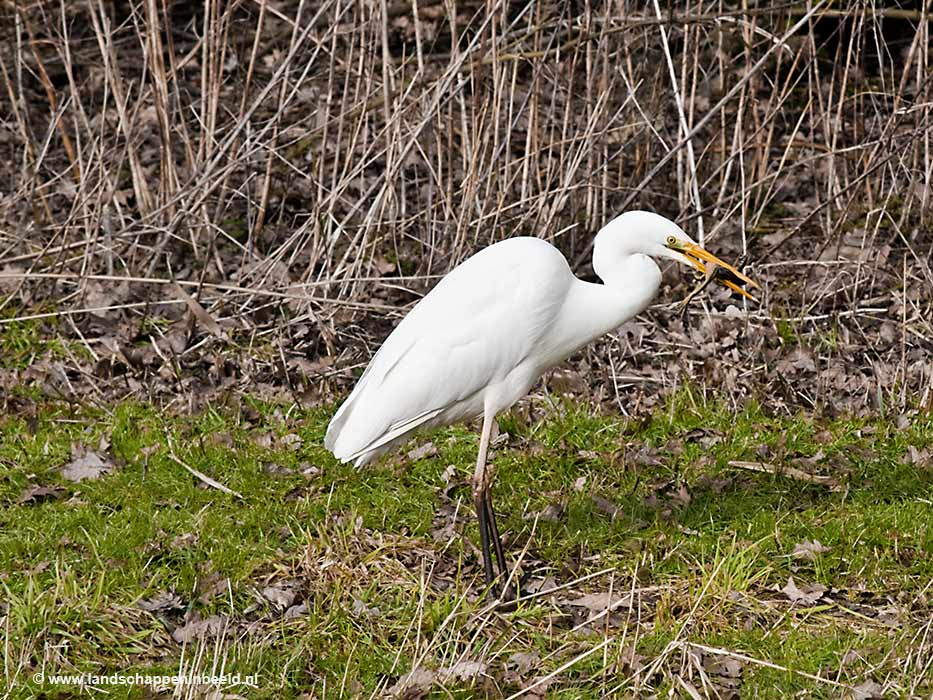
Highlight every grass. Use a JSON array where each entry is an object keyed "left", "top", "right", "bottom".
[{"left": 1, "top": 390, "right": 932, "bottom": 698}]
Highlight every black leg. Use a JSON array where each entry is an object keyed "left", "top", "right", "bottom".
[
  {"left": 474, "top": 491, "right": 495, "bottom": 588},
  {"left": 484, "top": 489, "right": 509, "bottom": 593}
]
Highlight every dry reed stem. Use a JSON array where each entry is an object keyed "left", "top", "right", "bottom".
[{"left": 0, "top": 0, "right": 929, "bottom": 417}]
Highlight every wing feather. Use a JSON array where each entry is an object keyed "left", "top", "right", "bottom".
[{"left": 326, "top": 238, "right": 571, "bottom": 464}]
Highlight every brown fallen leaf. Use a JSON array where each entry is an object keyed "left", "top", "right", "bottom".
[
  {"left": 261, "top": 584, "right": 297, "bottom": 610},
  {"left": 526, "top": 501, "right": 564, "bottom": 523},
  {"left": 197, "top": 572, "right": 229, "bottom": 605},
  {"left": 548, "top": 368, "right": 587, "bottom": 394},
  {"left": 138, "top": 590, "right": 185, "bottom": 613},
  {"left": 439, "top": 464, "right": 458, "bottom": 485},
  {"left": 703, "top": 654, "right": 743, "bottom": 679},
  {"left": 139, "top": 443, "right": 161, "bottom": 461},
  {"left": 171, "top": 532, "right": 198, "bottom": 549},
  {"left": 284, "top": 602, "right": 308, "bottom": 620},
  {"left": 407, "top": 442, "right": 437, "bottom": 461},
  {"left": 507, "top": 651, "right": 540, "bottom": 674},
  {"left": 171, "top": 614, "right": 227, "bottom": 644},
  {"left": 17, "top": 484, "right": 64, "bottom": 504},
  {"left": 791, "top": 539, "right": 831, "bottom": 561},
  {"left": 174, "top": 282, "right": 227, "bottom": 340},
  {"left": 566, "top": 591, "right": 628, "bottom": 612},
  {"left": 781, "top": 576, "right": 827, "bottom": 605},
  {"left": 523, "top": 576, "right": 557, "bottom": 595},
  {"left": 440, "top": 660, "right": 486, "bottom": 682},
  {"left": 253, "top": 432, "right": 275, "bottom": 449},
  {"left": 375, "top": 256, "right": 396, "bottom": 275},
  {"left": 671, "top": 483, "right": 692, "bottom": 507},
  {"left": 263, "top": 462, "right": 295, "bottom": 477},
  {"left": 280, "top": 433, "right": 302, "bottom": 451},
  {"left": 389, "top": 667, "right": 435, "bottom": 699},
  {"left": 29, "top": 560, "right": 50, "bottom": 575},
  {"left": 591, "top": 494, "right": 620, "bottom": 519},
  {"left": 352, "top": 598, "right": 381, "bottom": 618},
  {"left": 846, "top": 679, "right": 885, "bottom": 700},
  {"left": 906, "top": 445, "right": 930, "bottom": 466},
  {"left": 61, "top": 445, "right": 115, "bottom": 482}
]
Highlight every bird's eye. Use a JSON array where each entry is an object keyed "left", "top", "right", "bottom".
[{"left": 666, "top": 235, "right": 678, "bottom": 246}]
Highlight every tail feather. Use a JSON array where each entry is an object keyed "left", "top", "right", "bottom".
[
  {"left": 339, "top": 406, "right": 443, "bottom": 464},
  {"left": 323, "top": 391, "right": 354, "bottom": 452},
  {"left": 327, "top": 385, "right": 443, "bottom": 464},
  {"left": 325, "top": 335, "right": 419, "bottom": 456}
]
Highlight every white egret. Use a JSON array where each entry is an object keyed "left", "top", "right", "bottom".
[{"left": 325, "top": 211, "right": 757, "bottom": 592}]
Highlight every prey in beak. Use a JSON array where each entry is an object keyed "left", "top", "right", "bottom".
[{"left": 664, "top": 237, "right": 760, "bottom": 304}]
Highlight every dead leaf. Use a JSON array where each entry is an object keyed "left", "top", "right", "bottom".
[
  {"left": 253, "top": 432, "right": 275, "bottom": 449},
  {"left": 171, "top": 532, "right": 198, "bottom": 549},
  {"left": 300, "top": 463, "right": 322, "bottom": 479},
  {"left": 280, "top": 433, "right": 302, "bottom": 451},
  {"left": 61, "top": 445, "right": 115, "bottom": 482},
  {"left": 284, "top": 602, "right": 308, "bottom": 620},
  {"left": 549, "top": 368, "right": 587, "bottom": 394},
  {"left": 263, "top": 462, "right": 295, "bottom": 477},
  {"left": 440, "top": 464, "right": 457, "bottom": 485},
  {"left": 705, "top": 655, "right": 743, "bottom": 678},
  {"left": 375, "top": 256, "right": 396, "bottom": 275},
  {"left": 407, "top": 442, "right": 437, "bottom": 461},
  {"left": 29, "top": 560, "right": 50, "bottom": 574},
  {"left": 520, "top": 675, "right": 552, "bottom": 699},
  {"left": 171, "top": 614, "right": 226, "bottom": 644},
  {"left": 523, "top": 576, "right": 557, "bottom": 594},
  {"left": 567, "top": 591, "right": 626, "bottom": 611},
  {"left": 591, "top": 494, "right": 620, "bottom": 519},
  {"left": 671, "top": 483, "right": 692, "bottom": 507},
  {"left": 352, "top": 598, "right": 381, "bottom": 618},
  {"left": 846, "top": 680, "right": 885, "bottom": 700},
  {"left": 781, "top": 576, "right": 827, "bottom": 605},
  {"left": 197, "top": 572, "right": 229, "bottom": 604},
  {"left": 174, "top": 282, "right": 226, "bottom": 339},
  {"left": 728, "top": 460, "right": 840, "bottom": 490},
  {"left": 507, "top": 651, "right": 539, "bottom": 674},
  {"left": 527, "top": 501, "right": 564, "bottom": 522},
  {"left": 138, "top": 590, "right": 184, "bottom": 613},
  {"left": 208, "top": 432, "right": 234, "bottom": 449},
  {"left": 261, "top": 584, "right": 297, "bottom": 610},
  {"left": 906, "top": 445, "right": 930, "bottom": 466},
  {"left": 792, "top": 539, "right": 831, "bottom": 561},
  {"left": 17, "top": 484, "right": 64, "bottom": 504},
  {"left": 284, "top": 486, "right": 309, "bottom": 502},
  {"left": 440, "top": 660, "right": 486, "bottom": 682},
  {"left": 139, "top": 443, "right": 161, "bottom": 460},
  {"left": 389, "top": 667, "right": 435, "bottom": 699}
]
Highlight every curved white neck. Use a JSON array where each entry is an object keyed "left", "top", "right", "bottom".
[{"left": 541, "top": 253, "right": 661, "bottom": 366}]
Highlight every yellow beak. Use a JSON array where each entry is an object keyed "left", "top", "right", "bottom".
[{"left": 675, "top": 241, "right": 760, "bottom": 301}]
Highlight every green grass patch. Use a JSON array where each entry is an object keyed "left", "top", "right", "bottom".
[{"left": 1, "top": 392, "right": 931, "bottom": 698}]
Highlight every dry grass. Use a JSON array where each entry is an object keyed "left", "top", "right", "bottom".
[
  {"left": 0, "top": 1, "right": 930, "bottom": 424},
  {"left": 1, "top": 0, "right": 930, "bottom": 319}
]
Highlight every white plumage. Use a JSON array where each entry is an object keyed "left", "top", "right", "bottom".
[{"left": 325, "top": 210, "right": 756, "bottom": 592}]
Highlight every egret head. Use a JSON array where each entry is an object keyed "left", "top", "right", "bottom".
[{"left": 598, "top": 210, "right": 758, "bottom": 300}]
